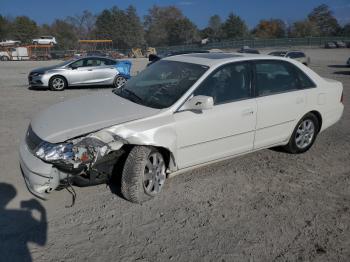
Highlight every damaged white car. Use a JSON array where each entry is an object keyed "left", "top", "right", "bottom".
[{"left": 19, "top": 53, "right": 344, "bottom": 203}]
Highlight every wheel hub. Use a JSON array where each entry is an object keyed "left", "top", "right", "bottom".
[
  {"left": 143, "top": 152, "right": 166, "bottom": 195},
  {"left": 295, "top": 119, "right": 315, "bottom": 149}
]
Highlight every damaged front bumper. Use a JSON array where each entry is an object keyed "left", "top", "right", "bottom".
[
  {"left": 19, "top": 139, "right": 68, "bottom": 199},
  {"left": 20, "top": 127, "right": 127, "bottom": 199}
]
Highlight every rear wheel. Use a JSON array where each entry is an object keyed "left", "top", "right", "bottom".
[
  {"left": 114, "top": 75, "right": 127, "bottom": 88},
  {"left": 284, "top": 113, "right": 319, "bottom": 154},
  {"left": 121, "top": 146, "right": 166, "bottom": 203},
  {"left": 49, "top": 76, "right": 67, "bottom": 91}
]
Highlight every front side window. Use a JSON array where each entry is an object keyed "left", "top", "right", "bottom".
[
  {"left": 70, "top": 59, "right": 84, "bottom": 68},
  {"left": 255, "top": 61, "right": 299, "bottom": 96},
  {"left": 194, "top": 62, "right": 252, "bottom": 105},
  {"left": 113, "top": 60, "right": 208, "bottom": 109}
]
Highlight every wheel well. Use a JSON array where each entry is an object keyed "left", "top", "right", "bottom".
[
  {"left": 309, "top": 110, "right": 322, "bottom": 132},
  {"left": 122, "top": 144, "right": 175, "bottom": 171},
  {"left": 49, "top": 75, "right": 68, "bottom": 86}
]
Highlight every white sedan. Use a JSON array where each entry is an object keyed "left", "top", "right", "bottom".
[
  {"left": 0, "top": 39, "right": 21, "bottom": 47},
  {"left": 20, "top": 53, "right": 344, "bottom": 203}
]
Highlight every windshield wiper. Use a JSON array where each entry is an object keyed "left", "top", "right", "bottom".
[{"left": 114, "top": 88, "right": 143, "bottom": 104}]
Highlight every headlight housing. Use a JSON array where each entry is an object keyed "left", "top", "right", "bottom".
[
  {"left": 31, "top": 72, "right": 44, "bottom": 77},
  {"left": 35, "top": 142, "right": 74, "bottom": 162}
]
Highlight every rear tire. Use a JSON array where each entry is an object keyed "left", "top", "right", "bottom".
[
  {"left": 284, "top": 113, "right": 319, "bottom": 154},
  {"left": 49, "top": 76, "right": 67, "bottom": 91},
  {"left": 121, "top": 146, "right": 166, "bottom": 203}
]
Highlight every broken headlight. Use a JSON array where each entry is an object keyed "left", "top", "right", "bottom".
[{"left": 35, "top": 142, "right": 75, "bottom": 162}]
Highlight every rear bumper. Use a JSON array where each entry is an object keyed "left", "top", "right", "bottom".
[
  {"left": 321, "top": 104, "right": 344, "bottom": 132},
  {"left": 19, "top": 138, "right": 67, "bottom": 199}
]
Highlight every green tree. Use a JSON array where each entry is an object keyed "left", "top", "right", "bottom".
[
  {"left": 342, "top": 23, "right": 350, "bottom": 36},
  {"left": 289, "top": 19, "right": 319, "bottom": 37},
  {"left": 49, "top": 19, "right": 78, "bottom": 49},
  {"left": 66, "top": 10, "right": 96, "bottom": 39},
  {"left": 308, "top": 4, "right": 340, "bottom": 36},
  {"left": 95, "top": 6, "right": 144, "bottom": 49},
  {"left": 168, "top": 17, "right": 200, "bottom": 45},
  {"left": 10, "top": 16, "right": 38, "bottom": 43},
  {"left": 222, "top": 12, "right": 248, "bottom": 39},
  {"left": 253, "top": 19, "right": 286, "bottom": 38},
  {"left": 0, "top": 15, "right": 10, "bottom": 39},
  {"left": 208, "top": 15, "right": 223, "bottom": 39},
  {"left": 124, "top": 5, "right": 145, "bottom": 47},
  {"left": 144, "top": 5, "right": 199, "bottom": 46}
]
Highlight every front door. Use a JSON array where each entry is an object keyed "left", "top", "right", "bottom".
[{"left": 174, "top": 62, "right": 257, "bottom": 169}]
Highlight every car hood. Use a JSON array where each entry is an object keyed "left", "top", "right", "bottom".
[
  {"left": 31, "top": 65, "right": 63, "bottom": 74},
  {"left": 30, "top": 92, "right": 160, "bottom": 143}
]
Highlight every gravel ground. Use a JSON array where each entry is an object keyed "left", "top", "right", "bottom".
[{"left": 0, "top": 49, "right": 349, "bottom": 262}]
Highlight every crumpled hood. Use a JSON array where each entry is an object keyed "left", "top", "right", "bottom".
[{"left": 31, "top": 92, "right": 160, "bottom": 143}]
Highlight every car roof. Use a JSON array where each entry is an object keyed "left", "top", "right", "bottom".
[
  {"left": 78, "top": 56, "right": 114, "bottom": 60},
  {"left": 164, "top": 52, "right": 291, "bottom": 67}
]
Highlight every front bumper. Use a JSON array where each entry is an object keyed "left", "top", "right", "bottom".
[
  {"left": 19, "top": 139, "right": 68, "bottom": 199},
  {"left": 28, "top": 74, "right": 49, "bottom": 87}
]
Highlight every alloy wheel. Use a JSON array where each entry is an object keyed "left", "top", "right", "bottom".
[
  {"left": 295, "top": 119, "right": 315, "bottom": 149},
  {"left": 143, "top": 152, "right": 166, "bottom": 195}
]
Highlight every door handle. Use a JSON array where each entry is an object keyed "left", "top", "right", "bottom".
[
  {"left": 242, "top": 109, "right": 254, "bottom": 116},
  {"left": 296, "top": 97, "right": 304, "bottom": 104},
  {"left": 87, "top": 69, "right": 93, "bottom": 71}
]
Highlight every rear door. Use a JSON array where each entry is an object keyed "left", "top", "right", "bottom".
[{"left": 253, "top": 60, "right": 307, "bottom": 149}]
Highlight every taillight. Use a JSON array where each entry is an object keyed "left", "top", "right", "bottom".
[{"left": 341, "top": 92, "right": 344, "bottom": 104}]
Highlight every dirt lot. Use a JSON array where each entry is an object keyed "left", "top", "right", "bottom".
[{"left": 0, "top": 49, "right": 349, "bottom": 262}]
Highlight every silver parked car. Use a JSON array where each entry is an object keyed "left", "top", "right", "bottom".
[
  {"left": 269, "top": 51, "right": 310, "bottom": 66},
  {"left": 28, "top": 56, "right": 131, "bottom": 91}
]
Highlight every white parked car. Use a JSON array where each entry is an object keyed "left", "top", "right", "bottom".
[
  {"left": 32, "top": 36, "right": 57, "bottom": 45},
  {"left": 269, "top": 51, "right": 310, "bottom": 66},
  {"left": 0, "top": 40, "right": 21, "bottom": 47},
  {"left": 19, "top": 53, "right": 344, "bottom": 203}
]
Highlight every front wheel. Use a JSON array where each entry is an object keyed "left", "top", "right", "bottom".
[
  {"left": 284, "top": 113, "right": 319, "bottom": 154},
  {"left": 113, "top": 75, "right": 127, "bottom": 88},
  {"left": 49, "top": 76, "right": 67, "bottom": 91},
  {"left": 121, "top": 146, "right": 166, "bottom": 203},
  {"left": 1, "top": 56, "right": 9, "bottom": 61}
]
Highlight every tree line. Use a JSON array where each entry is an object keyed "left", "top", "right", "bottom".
[{"left": 0, "top": 4, "right": 349, "bottom": 50}]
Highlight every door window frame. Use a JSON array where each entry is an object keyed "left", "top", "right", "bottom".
[
  {"left": 176, "top": 61, "right": 255, "bottom": 112},
  {"left": 251, "top": 59, "right": 316, "bottom": 98}
]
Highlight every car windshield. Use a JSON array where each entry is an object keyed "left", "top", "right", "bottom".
[{"left": 113, "top": 60, "right": 208, "bottom": 109}]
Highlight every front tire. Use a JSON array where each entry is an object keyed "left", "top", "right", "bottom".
[
  {"left": 1, "top": 56, "right": 9, "bottom": 61},
  {"left": 121, "top": 146, "right": 166, "bottom": 203},
  {"left": 114, "top": 75, "right": 127, "bottom": 88},
  {"left": 49, "top": 76, "right": 67, "bottom": 91},
  {"left": 284, "top": 113, "right": 319, "bottom": 154}
]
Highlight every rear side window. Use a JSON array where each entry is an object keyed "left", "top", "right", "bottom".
[
  {"left": 294, "top": 67, "right": 316, "bottom": 89},
  {"left": 103, "top": 59, "right": 116, "bottom": 65},
  {"left": 255, "top": 61, "right": 299, "bottom": 96},
  {"left": 194, "top": 62, "right": 252, "bottom": 105}
]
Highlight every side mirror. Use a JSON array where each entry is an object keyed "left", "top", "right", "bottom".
[
  {"left": 181, "top": 95, "right": 214, "bottom": 111},
  {"left": 70, "top": 65, "right": 78, "bottom": 70}
]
